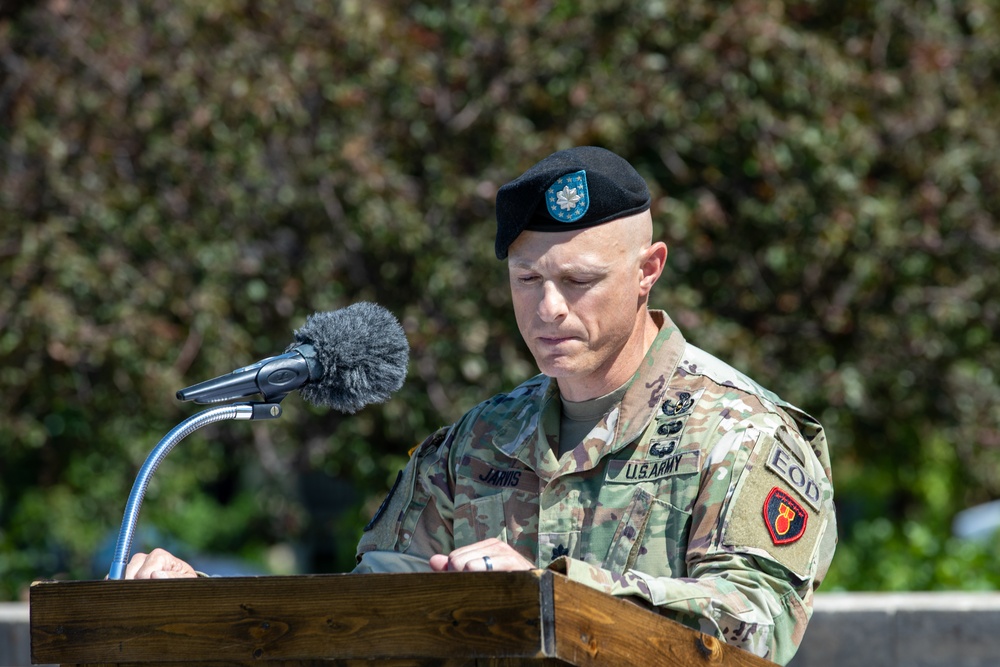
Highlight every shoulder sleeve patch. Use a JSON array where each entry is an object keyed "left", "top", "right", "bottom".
[
  {"left": 363, "top": 470, "right": 403, "bottom": 533},
  {"left": 720, "top": 436, "right": 826, "bottom": 579},
  {"left": 763, "top": 487, "right": 807, "bottom": 545},
  {"left": 356, "top": 465, "right": 411, "bottom": 558}
]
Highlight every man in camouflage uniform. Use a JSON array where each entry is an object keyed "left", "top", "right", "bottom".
[
  {"left": 123, "top": 146, "right": 835, "bottom": 665},
  {"left": 355, "top": 146, "right": 837, "bottom": 665}
]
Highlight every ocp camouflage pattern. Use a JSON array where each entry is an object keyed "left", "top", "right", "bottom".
[{"left": 355, "top": 311, "right": 836, "bottom": 665}]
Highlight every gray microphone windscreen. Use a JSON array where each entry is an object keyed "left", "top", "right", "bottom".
[{"left": 292, "top": 303, "right": 409, "bottom": 413}]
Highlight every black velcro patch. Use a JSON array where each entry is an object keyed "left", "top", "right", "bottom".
[{"left": 363, "top": 470, "right": 402, "bottom": 532}]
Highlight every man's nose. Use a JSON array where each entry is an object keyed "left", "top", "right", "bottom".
[{"left": 537, "top": 282, "right": 568, "bottom": 322}]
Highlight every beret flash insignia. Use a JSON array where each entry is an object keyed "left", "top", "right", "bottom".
[
  {"left": 764, "top": 487, "right": 808, "bottom": 545},
  {"left": 546, "top": 170, "right": 589, "bottom": 222}
]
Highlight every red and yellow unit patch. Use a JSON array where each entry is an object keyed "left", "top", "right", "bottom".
[{"left": 763, "top": 487, "right": 808, "bottom": 545}]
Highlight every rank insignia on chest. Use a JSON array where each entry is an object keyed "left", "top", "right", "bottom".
[{"left": 763, "top": 487, "right": 808, "bottom": 545}]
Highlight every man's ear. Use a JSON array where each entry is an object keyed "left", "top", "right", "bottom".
[{"left": 638, "top": 241, "right": 667, "bottom": 296}]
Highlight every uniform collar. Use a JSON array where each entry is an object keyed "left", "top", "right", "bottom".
[{"left": 493, "top": 310, "right": 687, "bottom": 479}]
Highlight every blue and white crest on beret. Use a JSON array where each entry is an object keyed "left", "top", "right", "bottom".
[{"left": 545, "top": 170, "right": 589, "bottom": 223}]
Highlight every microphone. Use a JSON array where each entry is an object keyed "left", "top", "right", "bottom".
[{"left": 176, "top": 302, "right": 409, "bottom": 413}]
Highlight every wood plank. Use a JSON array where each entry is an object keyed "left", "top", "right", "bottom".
[
  {"left": 31, "top": 573, "right": 547, "bottom": 665},
  {"left": 33, "top": 571, "right": 779, "bottom": 666},
  {"left": 56, "top": 659, "right": 567, "bottom": 667},
  {"left": 549, "top": 575, "right": 776, "bottom": 667}
]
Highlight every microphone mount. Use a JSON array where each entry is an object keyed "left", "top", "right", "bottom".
[
  {"left": 107, "top": 401, "right": 283, "bottom": 580},
  {"left": 175, "top": 346, "right": 319, "bottom": 405}
]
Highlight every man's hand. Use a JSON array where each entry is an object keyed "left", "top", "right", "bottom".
[
  {"left": 123, "top": 548, "right": 198, "bottom": 579},
  {"left": 429, "top": 538, "right": 534, "bottom": 572}
]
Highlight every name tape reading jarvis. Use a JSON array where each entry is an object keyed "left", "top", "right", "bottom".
[{"left": 468, "top": 457, "right": 539, "bottom": 489}]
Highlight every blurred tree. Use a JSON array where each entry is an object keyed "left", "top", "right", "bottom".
[{"left": 1, "top": 0, "right": 998, "bottom": 598}]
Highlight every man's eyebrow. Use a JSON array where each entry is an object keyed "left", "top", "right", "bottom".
[
  {"left": 509, "top": 260, "right": 611, "bottom": 275},
  {"left": 508, "top": 259, "right": 536, "bottom": 270}
]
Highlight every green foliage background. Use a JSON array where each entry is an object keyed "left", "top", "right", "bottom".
[{"left": 2, "top": 0, "right": 999, "bottom": 599}]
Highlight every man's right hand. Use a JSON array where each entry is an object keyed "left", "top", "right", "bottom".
[{"left": 123, "top": 548, "right": 198, "bottom": 579}]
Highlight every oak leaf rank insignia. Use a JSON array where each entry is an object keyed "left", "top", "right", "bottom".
[{"left": 545, "top": 170, "right": 590, "bottom": 222}]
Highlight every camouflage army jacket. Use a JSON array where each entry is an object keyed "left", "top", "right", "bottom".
[{"left": 355, "top": 311, "right": 836, "bottom": 665}]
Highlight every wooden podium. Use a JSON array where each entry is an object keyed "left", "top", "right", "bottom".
[{"left": 30, "top": 570, "right": 774, "bottom": 666}]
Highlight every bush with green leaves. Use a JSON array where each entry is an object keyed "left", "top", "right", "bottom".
[{"left": 1, "top": 0, "right": 998, "bottom": 599}]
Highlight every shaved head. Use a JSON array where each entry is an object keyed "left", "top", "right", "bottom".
[{"left": 610, "top": 209, "right": 655, "bottom": 268}]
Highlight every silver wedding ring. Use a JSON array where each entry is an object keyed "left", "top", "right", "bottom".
[{"left": 482, "top": 555, "right": 493, "bottom": 571}]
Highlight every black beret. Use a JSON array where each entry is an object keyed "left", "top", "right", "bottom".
[{"left": 494, "top": 146, "right": 651, "bottom": 259}]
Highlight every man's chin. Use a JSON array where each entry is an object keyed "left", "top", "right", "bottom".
[{"left": 532, "top": 356, "right": 580, "bottom": 379}]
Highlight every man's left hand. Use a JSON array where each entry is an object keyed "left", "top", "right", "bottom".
[{"left": 429, "top": 538, "right": 534, "bottom": 572}]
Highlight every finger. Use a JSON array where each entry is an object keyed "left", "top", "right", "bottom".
[
  {"left": 124, "top": 552, "right": 148, "bottom": 580},
  {"left": 134, "top": 554, "right": 167, "bottom": 580},
  {"left": 444, "top": 538, "right": 504, "bottom": 564},
  {"left": 437, "top": 539, "right": 535, "bottom": 572},
  {"left": 477, "top": 554, "right": 495, "bottom": 572},
  {"left": 463, "top": 549, "right": 534, "bottom": 572},
  {"left": 135, "top": 548, "right": 196, "bottom": 580},
  {"left": 133, "top": 548, "right": 171, "bottom": 580},
  {"left": 449, "top": 551, "right": 496, "bottom": 572},
  {"left": 449, "top": 539, "right": 531, "bottom": 571},
  {"left": 149, "top": 569, "right": 196, "bottom": 579}
]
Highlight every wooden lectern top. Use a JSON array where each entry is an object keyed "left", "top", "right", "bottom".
[{"left": 30, "top": 570, "right": 775, "bottom": 666}]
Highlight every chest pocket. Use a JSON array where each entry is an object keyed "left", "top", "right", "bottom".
[
  {"left": 455, "top": 493, "right": 508, "bottom": 544},
  {"left": 601, "top": 450, "right": 702, "bottom": 577},
  {"left": 603, "top": 488, "right": 693, "bottom": 577},
  {"left": 453, "top": 457, "right": 540, "bottom": 558}
]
